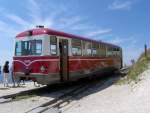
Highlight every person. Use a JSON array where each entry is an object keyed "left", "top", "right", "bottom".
[{"left": 3, "top": 61, "right": 9, "bottom": 87}]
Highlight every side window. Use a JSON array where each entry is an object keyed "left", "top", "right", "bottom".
[
  {"left": 115, "top": 48, "right": 117, "bottom": 56},
  {"left": 35, "top": 40, "right": 42, "bottom": 55},
  {"left": 110, "top": 47, "right": 120, "bottom": 56},
  {"left": 99, "top": 44, "right": 106, "bottom": 57},
  {"left": 114, "top": 48, "right": 121, "bottom": 56},
  {"left": 107, "top": 47, "right": 113, "bottom": 57},
  {"left": 87, "top": 42, "right": 91, "bottom": 56},
  {"left": 50, "top": 36, "right": 57, "bottom": 55},
  {"left": 72, "top": 39, "right": 82, "bottom": 56},
  {"left": 83, "top": 41, "right": 86, "bottom": 56},
  {"left": 92, "top": 43, "right": 99, "bottom": 56},
  {"left": 83, "top": 41, "right": 92, "bottom": 56},
  {"left": 119, "top": 48, "right": 122, "bottom": 57},
  {"left": 15, "top": 41, "right": 22, "bottom": 56}
]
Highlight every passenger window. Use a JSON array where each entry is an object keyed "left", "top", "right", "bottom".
[
  {"left": 92, "top": 43, "right": 99, "bottom": 56},
  {"left": 114, "top": 48, "right": 121, "bottom": 56},
  {"left": 99, "top": 44, "right": 106, "bottom": 57},
  {"left": 107, "top": 47, "right": 113, "bottom": 57},
  {"left": 113, "top": 48, "right": 117, "bottom": 56},
  {"left": 50, "top": 36, "right": 57, "bottom": 55},
  {"left": 83, "top": 41, "right": 92, "bottom": 56},
  {"left": 72, "top": 39, "right": 81, "bottom": 56}
]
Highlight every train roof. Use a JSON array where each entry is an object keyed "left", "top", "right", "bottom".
[{"left": 16, "top": 28, "right": 120, "bottom": 48}]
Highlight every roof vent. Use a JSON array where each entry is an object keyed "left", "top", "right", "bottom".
[{"left": 36, "top": 25, "right": 44, "bottom": 28}]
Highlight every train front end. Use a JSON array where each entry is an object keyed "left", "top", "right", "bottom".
[{"left": 13, "top": 28, "right": 59, "bottom": 85}]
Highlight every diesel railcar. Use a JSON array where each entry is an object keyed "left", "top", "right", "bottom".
[{"left": 13, "top": 27, "right": 122, "bottom": 85}]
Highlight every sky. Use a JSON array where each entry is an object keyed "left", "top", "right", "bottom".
[{"left": 0, "top": 0, "right": 149, "bottom": 66}]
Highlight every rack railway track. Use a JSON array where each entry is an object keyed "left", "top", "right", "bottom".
[
  {"left": 0, "top": 67, "right": 130, "bottom": 112},
  {"left": 0, "top": 82, "right": 80, "bottom": 104},
  {"left": 26, "top": 76, "right": 115, "bottom": 113}
]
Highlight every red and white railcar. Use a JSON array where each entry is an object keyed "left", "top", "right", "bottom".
[{"left": 13, "top": 27, "right": 122, "bottom": 85}]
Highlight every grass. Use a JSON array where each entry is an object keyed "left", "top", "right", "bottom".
[{"left": 118, "top": 48, "right": 150, "bottom": 84}]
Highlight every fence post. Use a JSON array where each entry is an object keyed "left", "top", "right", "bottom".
[{"left": 145, "top": 44, "right": 147, "bottom": 58}]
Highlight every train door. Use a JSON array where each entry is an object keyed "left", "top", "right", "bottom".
[{"left": 59, "top": 39, "right": 69, "bottom": 82}]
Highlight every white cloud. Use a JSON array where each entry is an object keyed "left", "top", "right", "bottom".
[
  {"left": 108, "top": 0, "right": 133, "bottom": 10},
  {"left": 5, "top": 14, "right": 30, "bottom": 28},
  {"left": 58, "top": 16, "right": 83, "bottom": 29},
  {"left": 70, "top": 24, "right": 91, "bottom": 31},
  {"left": 85, "top": 29, "right": 112, "bottom": 37},
  {"left": 106, "top": 36, "right": 136, "bottom": 45},
  {"left": 27, "top": 0, "right": 41, "bottom": 22},
  {"left": 0, "top": 20, "right": 19, "bottom": 36}
]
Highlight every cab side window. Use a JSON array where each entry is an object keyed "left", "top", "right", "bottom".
[
  {"left": 50, "top": 36, "right": 57, "bottom": 55},
  {"left": 15, "top": 41, "right": 22, "bottom": 56}
]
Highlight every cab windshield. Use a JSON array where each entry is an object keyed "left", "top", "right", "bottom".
[{"left": 15, "top": 40, "right": 42, "bottom": 56}]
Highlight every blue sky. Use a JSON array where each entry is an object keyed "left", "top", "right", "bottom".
[{"left": 0, "top": 0, "right": 149, "bottom": 65}]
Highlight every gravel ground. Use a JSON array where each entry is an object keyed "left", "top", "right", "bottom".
[{"left": 0, "top": 68, "right": 150, "bottom": 113}]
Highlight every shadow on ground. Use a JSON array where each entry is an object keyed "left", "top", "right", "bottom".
[
  {"left": 33, "top": 73, "right": 123, "bottom": 109},
  {"left": 0, "top": 73, "right": 123, "bottom": 107}
]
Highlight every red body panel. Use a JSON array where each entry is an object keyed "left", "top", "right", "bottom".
[
  {"left": 13, "top": 56, "right": 59, "bottom": 74},
  {"left": 13, "top": 56, "right": 121, "bottom": 75}
]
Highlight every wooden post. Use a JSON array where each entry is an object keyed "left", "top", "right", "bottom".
[{"left": 145, "top": 44, "right": 147, "bottom": 58}]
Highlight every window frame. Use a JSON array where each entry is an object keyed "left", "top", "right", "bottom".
[
  {"left": 71, "top": 38, "right": 82, "bottom": 56},
  {"left": 15, "top": 39, "right": 43, "bottom": 56},
  {"left": 83, "top": 41, "right": 92, "bottom": 56},
  {"left": 15, "top": 41, "right": 22, "bottom": 56},
  {"left": 92, "top": 42, "right": 99, "bottom": 56},
  {"left": 50, "top": 36, "right": 57, "bottom": 56}
]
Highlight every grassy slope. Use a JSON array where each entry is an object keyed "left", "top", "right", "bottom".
[{"left": 119, "top": 49, "right": 150, "bottom": 84}]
